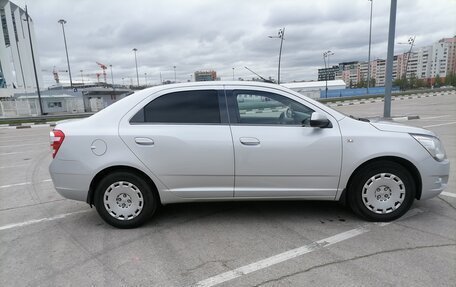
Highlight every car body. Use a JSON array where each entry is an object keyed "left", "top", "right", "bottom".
[{"left": 49, "top": 81, "right": 450, "bottom": 228}]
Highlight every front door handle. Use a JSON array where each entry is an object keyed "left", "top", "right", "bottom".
[
  {"left": 135, "top": 137, "right": 154, "bottom": 146},
  {"left": 239, "top": 137, "right": 260, "bottom": 146}
]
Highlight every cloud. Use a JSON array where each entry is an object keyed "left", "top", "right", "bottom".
[{"left": 13, "top": 0, "right": 456, "bottom": 86}]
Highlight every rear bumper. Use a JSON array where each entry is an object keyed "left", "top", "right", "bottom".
[
  {"left": 49, "top": 159, "right": 91, "bottom": 202},
  {"left": 418, "top": 157, "right": 450, "bottom": 200}
]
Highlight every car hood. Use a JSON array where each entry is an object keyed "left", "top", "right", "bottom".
[{"left": 369, "top": 120, "right": 435, "bottom": 136}]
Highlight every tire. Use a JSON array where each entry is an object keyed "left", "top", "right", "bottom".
[
  {"left": 347, "top": 161, "right": 416, "bottom": 222},
  {"left": 94, "top": 171, "right": 158, "bottom": 228}
]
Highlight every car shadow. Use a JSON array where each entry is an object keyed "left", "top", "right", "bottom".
[{"left": 145, "top": 200, "right": 359, "bottom": 228}]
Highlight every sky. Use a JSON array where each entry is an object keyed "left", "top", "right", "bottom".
[{"left": 14, "top": 0, "right": 456, "bottom": 87}]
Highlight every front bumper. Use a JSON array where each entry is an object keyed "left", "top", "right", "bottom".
[{"left": 418, "top": 157, "right": 450, "bottom": 200}]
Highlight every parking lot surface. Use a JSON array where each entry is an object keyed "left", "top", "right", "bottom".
[{"left": 1, "top": 91, "right": 455, "bottom": 287}]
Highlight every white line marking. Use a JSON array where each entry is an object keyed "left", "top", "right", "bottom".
[
  {"left": 423, "top": 121, "right": 456, "bottom": 128},
  {"left": 191, "top": 209, "right": 422, "bottom": 287},
  {"left": 441, "top": 192, "right": 456, "bottom": 198},
  {"left": 0, "top": 179, "right": 52, "bottom": 189},
  {"left": 0, "top": 182, "right": 30, "bottom": 189},
  {"left": 0, "top": 210, "right": 90, "bottom": 231},
  {"left": 191, "top": 227, "right": 368, "bottom": 287},
  {"left": 0, "top": 151, "right": 26, "bottom": 156},
  {"left": 0, "top": 138, "right": 40, "bottom": 143},
  {"left": 0, "top": 135, "right": 46, "bottom": 140},
  {"left": 0, "top": 164, "right": 28, "bottom": 169},
  {"left": 420, "top": 115, "right": 450, "bottom": 120},
  {"left": 0, "top": 143, "right": 48, "bottom": 148}
]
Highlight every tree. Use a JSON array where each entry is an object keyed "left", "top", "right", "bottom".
[
  {"left": 357, "top": 78, "right": 366, "bottom": 88},
  {"left": 409, "top": 75, "right": 418, "bottom": 89},
  {"left": 445, "top": 72, "right": 456, "bottom": 86},
  {"left": 369, "top": 78, "right": 376, "bottom": 87},
  {"left": 416, "top": 79, "right": 426, "bottom": 88},
  {"left": 394, "top": 75, "right": 407, "bottom": 91},
  {"left": 393, "top": 78, "right": 402, "bottom": 88},
  {"left": 434, "top": 74, "right": 442, "bottom": 88}
]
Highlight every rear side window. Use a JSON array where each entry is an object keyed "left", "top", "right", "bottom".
[{"left": 131, "top": 90, "right": 221, "bottom": 124}]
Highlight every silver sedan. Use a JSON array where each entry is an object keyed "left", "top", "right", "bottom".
[{"left": 49, "top": 82, "right": 450, "bottom": 228}]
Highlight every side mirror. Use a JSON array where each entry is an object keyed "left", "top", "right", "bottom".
[{"left": 309, "top": 112, "right": 332, "bottom": 128}]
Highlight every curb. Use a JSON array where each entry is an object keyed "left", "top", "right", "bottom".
[
  {"left": 0, "top": 123, "right": 55, "bottom": 129},
  {"left": 325, "top": 90, "right": 455, "bottom": 108},
  {"left": 390, "top": 115, "right": 420, "bottom": 122}
]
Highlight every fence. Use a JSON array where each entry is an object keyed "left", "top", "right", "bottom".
[
  {"left": 320, "top": 86, "right": 401, "bottom": 98},
  {"left": 0, "top": 99, "right": 39, "bottom": 117},
  {"left": 0, "top": 97, "right": 86, "bottom": 118}
]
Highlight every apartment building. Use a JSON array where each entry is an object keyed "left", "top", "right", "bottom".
[
  {"left": 430, "top": 38, "right": 456, "bottom": 78},
  {"left": 322, "top": 36, "right": 456, "bottom": 87}
]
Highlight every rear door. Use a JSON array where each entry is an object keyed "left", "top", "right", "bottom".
[
  {"left": 119, "top": 87, "right": 234, "bottom": 198},
  {"left": 226, "top": 87, "right": 342, "bottom": 198}
]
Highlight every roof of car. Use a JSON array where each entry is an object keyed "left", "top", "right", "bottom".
[{"left": 82, "top": 80, "right": 345, "bottom": 127}]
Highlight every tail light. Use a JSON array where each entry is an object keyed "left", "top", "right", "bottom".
[{"left": 50, "top": 129, "right": 65, "bottom": 158}]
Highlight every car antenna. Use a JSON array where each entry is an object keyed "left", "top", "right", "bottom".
[{"left": 244, "top": 66, "right": 275, "bottom": 83}]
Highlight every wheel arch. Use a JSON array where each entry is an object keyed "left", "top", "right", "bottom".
[
  {"left": 87, "top": 165, "right": 161, "bottom": 206},
  {"left": 345, "top": 156, "right": 422, "bottom": 200}
]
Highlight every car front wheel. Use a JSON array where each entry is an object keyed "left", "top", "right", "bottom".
[
  {"left": 94, "top": 171, "right": 157, "bottom": 228},
  {"left": 348, "top": 161, "right": 416, "bottom": 222}
]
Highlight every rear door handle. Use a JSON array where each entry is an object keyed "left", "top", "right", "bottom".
[
  {"left": 135, "top": 137, "right": 154, "bottom": 146},
  {"left": 239, "top": 137, "right": 260, "bottom": 146}
]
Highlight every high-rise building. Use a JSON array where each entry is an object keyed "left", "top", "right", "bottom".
[
  {"left": 444, "top": 38, "right": 456, "bottom": 76},
  {"left": 336, "top": 61, "right": 359, "bottom": 87},
  {"left": 325, "top": 36, "right": 456, "bottom": 87},
  {"left": 430, "top": 38, "right": 456, "bottom": 78},
  {"left": 394, "top": 53, "right": 407, "bottom": 79},
  {"left": 375, "top": 59, "right": 386, "bottom": 86},
  {"left": 0, "top": 0, "right": 42, "bottom": 98}
]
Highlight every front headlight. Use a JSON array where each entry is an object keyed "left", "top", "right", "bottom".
[{"left": 411, "top": 134, "right": 447, "bottom": 162}]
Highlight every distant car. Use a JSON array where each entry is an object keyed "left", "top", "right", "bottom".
[{"left": 49, "top": 81, "right": 450, "bottom": 228}]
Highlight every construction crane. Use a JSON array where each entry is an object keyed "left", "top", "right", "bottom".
[
  {"left": 96, "top": 62, "right": 108, "bottom": 83},
  {"left": 41, "top": 66, "right": 68, "bottom": 84}
]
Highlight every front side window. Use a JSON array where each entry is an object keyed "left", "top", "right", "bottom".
[
  {"left": 232, "top": 90, "right": 314, "bottom": 126},
  {"left": 131, "top": 90, "right": 221, "bottom": 124}
]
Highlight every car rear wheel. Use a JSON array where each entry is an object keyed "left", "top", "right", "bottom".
[
  {"left": 348, "top": 161, "right": 416, "bottom": 222},
  {"left": 94, "top": 171, "right": 157, "bottom": 228}
]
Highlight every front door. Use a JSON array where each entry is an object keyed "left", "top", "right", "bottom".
[{"left": 227, "top": 88, "right": 342, "bottom": 198}]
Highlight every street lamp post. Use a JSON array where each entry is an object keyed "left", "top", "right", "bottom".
[
  {"left": 323, "top": 50, "right": 334, "bottom": 98},
  {"left": 58, "top": 19, "right": 73, "bottom": 88},
  {"left": 367, "top": 0, "right": 373, "bottom": 94},
  {"left": 173, "top": 66, "right": 177, "bottom": 83},
  {"left": 232, "top": 67, "right": 235, "bottom": 80},
  {"left": 144, "top": 73, "right": 147, "bottom": 86},
  {"left": 80, "top": 70, "right": 84, "bottom": 86},
  {"left": 383, "top": 0, "right": 397, "bottom": 118},
  {"left": 25, "top": 5, "right": 43, "bottom": 115},
  {"left": 268, "top": 27, "right": 285, "bottom": 84},
  {"left": 398, "top": 36, "right": 416, "bottom": 87},
  {"left": 109, "top": 65, "right": 114, "bottom": 86},
  {"left": 132, "top": 48, "right": 139, "bottom": 86},
  {"left": 109, "top": 64, "right": 115, "bottom": 97}
]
